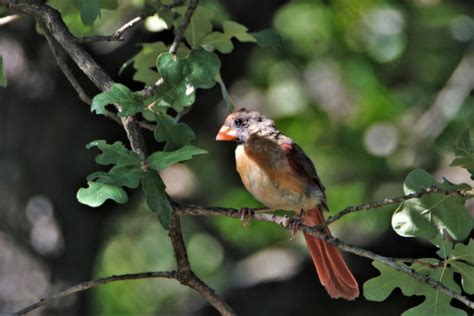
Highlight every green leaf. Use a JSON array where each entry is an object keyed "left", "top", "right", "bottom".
[
  {"left": 132, "top": 41, "right": 168, "bottom": 72},
  {"left": 200, "top": 32, "right": 233, "bottom": 53},
  {"left": 223, "top": 21, "right": 256, "bottom": 42},
  {"left": 451, "top": 129, "right": 474, "bottom": 178},
  {"left": 215, "top": 72, "right": 234, "bottom": 111},
  {"left": 450, "top": 239, "right": 474, "bottom": 294},
  {"left": 147, "top": 145, "right": 207, "bottom": 171},
  {"left": 153, "top": 48, "right": 221, "bottom": 110},
  {"left": 451, "top": 261, "right": 474, "bottom": 294},
  {"left": 91, "top": 83, "right": 144, "bottom": 117},
  {"left": 0, "top": 55, "right": 6, "bottom": 87},
  {"left": 391, "top": 169, "right": 473, "bottom": 241},
  {"left": 143, "top": 172, "right": 173, "bottom": 229},
  {"left": 200, "top": 21, "right": 256, "bottom": 54},
  {"left": 175, "top": 6, "right": 214, "bottom": 48},
  {"left": 404, "top": 268, "right": 465, "bottom": 316},
  {"left": 133, "top": 68, "right": 161, "bottom": 86},
  {"left": 79, "top": 0, "right": 101, "bottom": 25},
  {"left": 87, "top": 165, "right": 144, "bottom": 189},
  {"left": 363, "top": 260, "right": 430, "bottom": 301},
  {"left": 77, "top": 181, "right": 127, "bottom": 207},
  {"left": 364, "top": 261, "right": 466, "bottom": 316},
  {"left": 87, "top": 140, "right": 141, "bottom": 166},
  {"left": 153, "top": 113, "right": 195, "bottom": 151},
  {"left": 99, "top": 0, "right": 118, "bottom": 10},
  {"left": 452, "top": 239, "right": 474, "bottom": 265},
  {"left": 250, "top": 29, "right": 284, "bottom": 49}
]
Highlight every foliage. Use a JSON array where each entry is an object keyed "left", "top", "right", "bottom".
[
  {"left": 364, "top": 141, "right": 474, "bottom": 314},
  {"left": 3, "top": 0, "right": 471, "bottom": 314}
]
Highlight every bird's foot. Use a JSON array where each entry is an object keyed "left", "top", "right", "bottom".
[
  {"left": 239, "top": 208, "right": 254, "bottom": 227},
  {"left": 287, "top": 217, "right": 301, "bottom": 241}
]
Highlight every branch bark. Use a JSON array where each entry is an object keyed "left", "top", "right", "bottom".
[
  {"left": 169, "top": 213, "right": 236, "bottom": 316},
  {"left": 2, "top": 1, "right": 232, "bottom": 315},
  {"left": 13, "top": 271, "right": 177, "bottom": 315},
  {"left": 76, "top": 14, "right": 149, "bottom": 44},
  {"left": 175, "top": 203, "right": 474, "bottom": 310}
]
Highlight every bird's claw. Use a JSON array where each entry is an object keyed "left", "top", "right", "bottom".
[
  {"left": 239, "top": 208, "right": 253, "bottom": 227},
  {"left": 288, "top": 217, "right": 301, "bottom": 241}
]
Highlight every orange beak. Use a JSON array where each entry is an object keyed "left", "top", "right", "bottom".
[{"left": 216, "top": 125, "right": 238, "bottom": 141}]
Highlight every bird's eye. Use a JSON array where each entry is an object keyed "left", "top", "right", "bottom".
[{"left": 234, "top": 119, "right": 243, "bottom": 127}]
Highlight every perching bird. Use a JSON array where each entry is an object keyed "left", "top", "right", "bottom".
[{"left": 216, "top": 108, "right": 359, "bottom": 300}]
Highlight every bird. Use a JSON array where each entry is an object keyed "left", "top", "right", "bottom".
[{"left": 216, "top": 108, "right": 359, "bottom": 300}]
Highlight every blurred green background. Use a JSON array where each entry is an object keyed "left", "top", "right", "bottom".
[{"left": 0, "top": 0, "right": 473, "bottom": 315}]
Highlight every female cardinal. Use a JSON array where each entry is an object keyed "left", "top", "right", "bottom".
[{"left": 216, "top": 109, "right": 359, "bottom": 300}]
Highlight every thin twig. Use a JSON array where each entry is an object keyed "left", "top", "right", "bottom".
[
  {"left": 323, "top": 186, "right": 470, "bottom": 227},
  {"left": 77, "top": 14, "right": 149, "bottom": 44},
  {"left": 140, "top": 0, "right": 199, "bottom": 99},
  {"left": 40, "top": 17, "right": 156, "bottom": 131},
  {"left": 0, "top": 13, "right": 21, "bottom": 26},
  {"left": 175, "top": 204, "right": 474, "bottom": 310},
  {"left": 41, "top": 23, "right": 92, "bottom": 105},
  {"left": 169, "top": 0, "right": 198, "bottom": 54},
  {"left": 13, "top": 271, "right": 177, "bottom": 315},
  {"left": 169, "top": 212, "right": 236, "bottom": 316},
  {"left": 395, "top": 257, "right": 445, "bottom": 270}
]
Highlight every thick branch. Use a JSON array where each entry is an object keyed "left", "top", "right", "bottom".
[
  {"left": 169, "top": 212, "right": 236, "bottom": 316},
  {"left": 13, "top": 271, "right": 176, "bottom": 315},
  {"left": 175, "top": 202, "right": 474, "bottom": 310},
  {"left": 2, "top": 0, "right": 148, "bottom": 160}
]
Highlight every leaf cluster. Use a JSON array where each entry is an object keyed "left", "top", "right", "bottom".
[{"left": 364, "top": 132, "right": 474, "bottom": 314}]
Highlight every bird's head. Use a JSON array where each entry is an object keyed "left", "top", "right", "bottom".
[{"left": 216, "top": 108, "right": 277, "bottom": 143}]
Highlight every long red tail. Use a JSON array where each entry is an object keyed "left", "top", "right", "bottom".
[{"left": 302, "top": 208, "right": 359, "bottom": 300}]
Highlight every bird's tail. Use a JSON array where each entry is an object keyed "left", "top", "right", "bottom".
[{"left": 302, "top": 208, "right": 359, "bottom": 300}]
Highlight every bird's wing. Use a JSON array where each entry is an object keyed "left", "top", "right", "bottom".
[{"left": 281, "top": 141, "right": 328, "bottom": 210}]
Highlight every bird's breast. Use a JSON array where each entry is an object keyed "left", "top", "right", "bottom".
[{"left": 235, "top": 144, "right": 320, "bottom": 211}]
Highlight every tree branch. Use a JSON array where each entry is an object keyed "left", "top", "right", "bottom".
[
  {"left": 76, "top": 14, "right": 149, "bottom": 44},
  {"left": 169, "top": 212, "right": 236, "bottom": 316},
  {"left": 41, "top": 23, "right": 92, "bottom": 105},
  {"left": 323, "top": 186, "right": 470, "bottom": 226},
  {"left": 13, "top": 271, "right": 177, "bottom": 315},
  {"left": 140, "top": 0, "right": 199, "bottom": 99},
  {"left": 175, "top": 204, "right": 474, "bottom": 310},
  {"left": 1, "top": 0, "right": 149, "bottom": 160}
]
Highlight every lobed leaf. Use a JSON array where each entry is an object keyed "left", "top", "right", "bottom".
[
  {"left": 86, "top": 140, "right": 141, "bottom": 166},
  {"left": 175, "top": 6, "right": 214, "bottom": 48},
  {"left": 200, "top": 21, "right": 256, "bottom": 54},
  {"left": 364, "top": 260, "right": 466, "bottom": 316},
  {"left": 451, "top": 129, "right": 474, "bottom": 178},
  {"left": 391, "top": 169, "right": 473, "bottom": 241},
  {"left": 153, "top": 48, "right": 220, "bottom": 110},
  {"left": 91, "top": 83, "right": 144, "bottom": 117},
  {"left": 153, "top": 113, "right": 195, "bottom": 151},
  {"left": 250, "top": 29, "right": 284, "bottom": 49},
  {"left": 77, "top": 181, "right": 127, "bottom": 207},
  {"left": 87, "top": 165, "right": 143, "bottom": 189},
  {"left": 450, "top": 239, "right": 474, "bottom": 294},
  {"left": 363, "top": 260, "right": 430, "bottom": 301},
  {"left": 143, "top": 172, "right": 173, "bottom": 230},
  {"left": 147, "top": 145, "right": 207, "bottom": 171}
]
